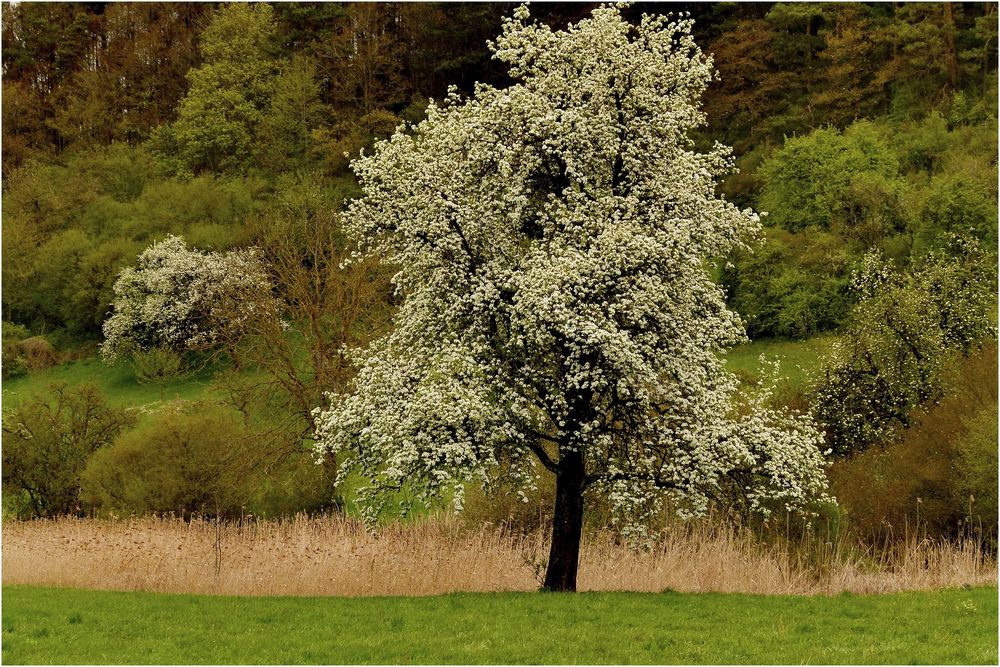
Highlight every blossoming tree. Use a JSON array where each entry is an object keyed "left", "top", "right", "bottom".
[
  {"left": 101, "top": 235, "right": 276, "bottom": 363},
  {"left": 314, "top": 5, "right": 830, "bottom": 591}
]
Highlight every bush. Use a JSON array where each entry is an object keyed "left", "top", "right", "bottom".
[
  {"left": 131, "top": 347, "right": 184, "bottom": 384},
  {"left": 82, "top": 406, "right": 256, "bottom": 517},
  {"left": 18, "top": 336, "right": 57, "bottom": 371},
  {"left": 953, "top": 404, "right": 999, "bottom": 534},
  {"left": 911, "top": 165, "right": 998, "bottom": 255},
  {"left": 100, "top": 235, "right": 277, "bottom": 362},
  {"left": 81, "top": 406, "right": 337, "bottom": 518},
  {"left": 2, "top": 384, "right": 135, "bottom": 517}
]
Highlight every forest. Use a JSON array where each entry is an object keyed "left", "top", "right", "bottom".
[{"left": 1, "top": 3, "right": 998, "bottom": 659}]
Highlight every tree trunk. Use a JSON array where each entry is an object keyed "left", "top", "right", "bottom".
[
  {"left": 943, "top": 3, "right": 961, "bottom": 90},
  {"left": 543, "top": 448, "right": 586, "bottom": 592}
]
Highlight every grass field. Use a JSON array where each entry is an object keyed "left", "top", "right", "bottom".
[
  {"left": 2, "top": 585, "right": 996, "bottom": 664},
  {"left": 3, "top": 336, "right": 835, "bottom": 411},
  {"left": 1, "top": 357, "right": 217, "bottom": 409},
  {"left": 722, "top": 335, "right": 837, "bottom": 392}
]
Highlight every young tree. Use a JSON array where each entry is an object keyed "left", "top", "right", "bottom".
[
  {"left": 2, "top": 383, "right": 135, "bottom": 518},
  {"left": 152, "top": 3, "right": 278, "bottom": 174},
  {"left": 814, "top": 241, "right": 996, "bottom": 455},
  {"left": 219, "top": 177, "right": 393, "bottom": 445},
  {"left": 254, "top": 54, "right": 326, "bottom": 171},
  {"left": 313, "top": 6, "right": 830, "bottom": 592}
]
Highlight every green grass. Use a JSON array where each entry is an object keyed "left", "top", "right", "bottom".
[
  {"left": 3, "top": 586, "right": 995, "bottom": 664},
  {"left": 1, "top": 358, "right": 217, "bottom": 409},
  {"left": 4, "top": 336, "right": 835, "bottom": 412},
  {"left": 723, "top": 335, "right": 838, "bottom": 393}
]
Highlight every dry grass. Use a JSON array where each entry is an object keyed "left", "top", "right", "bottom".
[{"left": 3, "top": 514, "right": 995, "bottom": 597}]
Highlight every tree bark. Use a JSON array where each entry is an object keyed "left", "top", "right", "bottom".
[{"left": 542, "top": 448, "right": 586, "bottom": 592}]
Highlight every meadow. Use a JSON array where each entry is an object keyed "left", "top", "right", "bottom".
[
  {"left": 3, "top": 585, "right": 996, "bottom": 664},
  {"left": 0, "top": 356, "right": 218, "bottom": 410},
  {"left": 1, "top": 336, "right": 832, "bottom": 413},
  {"left": 3, "top": 3, "right": 998, "bottom": 664}
]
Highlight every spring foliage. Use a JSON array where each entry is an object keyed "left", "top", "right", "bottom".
[
  {"left": 813, "top": 240, "right": 996, "bottom": 455},
  {"left": 314, "top": 5, "right": 830, "bottom": 527}
]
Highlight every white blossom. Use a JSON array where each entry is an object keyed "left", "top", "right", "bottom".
[
  {"left": 313, "top": 5, "right": 830, "bottom": 525},
  {"left": 101, "top": 235, "right": 276, "bottom": 362}
]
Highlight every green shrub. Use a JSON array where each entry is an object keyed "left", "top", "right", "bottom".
[
  {"left": 246, "top": 451, "right": 339, "bottom": 518},
  {"left": 131, "top": 347, "right": 185, "bottom": 384},
  {"left": 81, "top": 406, "right": 337, "bottom": 518},
  {"left": 953, "top": 404, "right": 999, "bottom": 534},
  {"left": 1, "top": 384, "right": 135, "bottom": 517},
  {"left": 81, "top": 406, "right": 256, "bottom": 517},
  {"left": 911, "top": 166, "right": 998, "bottom": 255}
]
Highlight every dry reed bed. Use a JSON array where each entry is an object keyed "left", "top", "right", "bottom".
[{"left": 3, "top": 515, "right": 995, "bottom": 597}]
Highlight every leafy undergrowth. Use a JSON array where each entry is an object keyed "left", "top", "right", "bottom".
[{"left": 2, "top": 585, "right": 996, "bottom": 664}]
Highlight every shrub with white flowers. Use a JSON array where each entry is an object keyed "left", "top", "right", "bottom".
[
  {"left": 313, "top": 4, "right": 830, "bottom": 591},
  {"left": 101, "top": 235, "right": 276, "bottom": 362},
  {"left": 814, "top": 239, "right": 996, "bottom": 456}
]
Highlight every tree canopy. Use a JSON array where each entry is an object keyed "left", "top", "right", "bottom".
[{"left": 313, "top": 5, "right": 830, "bottom": 592}]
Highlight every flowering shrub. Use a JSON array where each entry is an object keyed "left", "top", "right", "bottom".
[
  {"left": 313, "top": 5, "right": 831, "bottom": 590},
  {"left": 101, "top": 235, "right": 277, "bottom": 362},
  {"left": 814, "top": 240, "right": 996, "bottom": 455}
]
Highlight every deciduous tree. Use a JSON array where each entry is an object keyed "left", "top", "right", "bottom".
[
  {"left": 153, "top": 3, "right": 278, "bottom": 174},
  {"left": 313, "top": 6, "right": 830, "bottom": 592},
  {"left": 101, "top": 235, "right": 276, "bottom": 363}
]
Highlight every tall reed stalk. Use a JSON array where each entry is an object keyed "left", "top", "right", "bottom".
[{"left": 4, "top": 514, "right": 994, "bottom": 597}]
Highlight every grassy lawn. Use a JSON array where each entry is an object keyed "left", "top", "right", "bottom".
[
  {"left": 3, "top": 336, "right": 834, "bottom": 412},
  {"left": 1, "top": 358, "right": 218, "bottom": 409},
  {"left": 2, "top": 586, "right": 995, "bottom": 664},
  {"left": 723, "top": 335, "right": 838, "bottom": 393}
]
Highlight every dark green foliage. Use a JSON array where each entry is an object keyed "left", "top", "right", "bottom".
[
  {"left": 723, "top": 229, "right": 854, "bottom": 338},
  {"left": 254, "top": 54, "right": 327, "bottom": 171},
  {"left": 1, "top": 384, "right": 135, "bottom": 518},
  {"left": 1, "top": 147, "right": 263, "bottom": 336}
]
